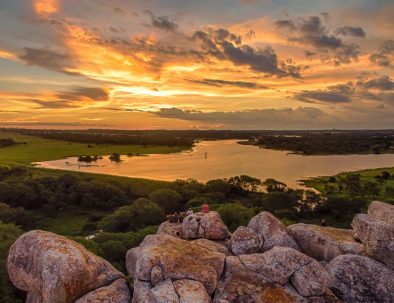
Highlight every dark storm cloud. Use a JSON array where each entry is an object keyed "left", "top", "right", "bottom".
[
  {"left": 192, "top": 28, "right": 304, "bottom": 77},
  {"left": 145, "top": 11, "right": 178, "bottom": 32},
  {"left": 190, "top": 78, "right": 268, "bottom": 89},
  {"left": 335, "top": 26, "right": 366, "bottom": 38},
  {"left": 152, "top": 107, "right": 326, "bottom": 127},
  {"left": 18, "top": 47, "right": 78, "bottom": 75},
  {"left": 357, "top": 75, "right": 394, "bottom": 91},
  {"left": 296, "top": 75, "right": 394, "bottom": 104},
  {"left": 275, "top": 15, "right": 362, "bottom": 65},
  {"left": 370, "top": 40, "right": 394, "bottom": 68}
]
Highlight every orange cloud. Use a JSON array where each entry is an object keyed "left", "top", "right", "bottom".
[{"left": 34, "top": 0, "right": 59, "bottom": 15}]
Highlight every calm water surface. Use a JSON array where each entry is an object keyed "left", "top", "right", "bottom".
[{"left": 35, "top": 140, "right": 394, "bottom": 188}]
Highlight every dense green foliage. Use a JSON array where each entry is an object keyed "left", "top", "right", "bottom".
[
  {"left": 0, "top": 221, "right": 24, "bottom": 303},
  {"left": 251, "top": 130, "right": 394, "bottom": 155}
]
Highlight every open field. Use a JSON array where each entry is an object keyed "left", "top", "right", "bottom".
[
  {"left": 0, "top": 132, "right": 188, "bottom": 166},
  {"left": 304, "top": 167, "right": 394, "bottom": 203}
]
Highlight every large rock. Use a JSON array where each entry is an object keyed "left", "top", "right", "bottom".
[
  {"left": 7, "top": 230, "right": 124, "bottom": 303},
  {"left": 126, "top": 234, "right": 225, "bottom": 295},
  {"left": 75, "top": 279, "right": 132, "bottom": 303},
  {"left": 367, "top": 200, "right": 394, "bottom": 225},
  {"left": 230, "top": 226, "right": 260, "bottom": 255},
  {"left": 173, "top": 279, "right": 211, "bottom": 303},
  {"left": 180, "top": 211, "right": 230, "bottom": 240},
  {"left": 247, "top": 212, "right": 299, "bottom": 251},
  {"left": 157, "top": 222, "right": 182, "bottom": 237},
  {"left": 288, "top": 223, "right": 365, "bottom": 261},
  {"left": 328, "top": 254, "right": 394, "bottom": 303},
  {"left": 150, "top": 279, "right": 180, "bottom": 303},
  {"left": 352, "top": 214, "right": 394, "bottom": 268},
  {"left": 192, "top": 238, "right": 231, "bottom": 256},
  {"left": 214, "top": 247, "right": 331, "bottom": 301}
]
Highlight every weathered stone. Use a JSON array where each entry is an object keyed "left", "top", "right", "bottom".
[
  {"left": 328, "top": 254, "right": 394, "bottom": 303},
  {"left": 126, "top": 235, "right": 225, "bottom": 294},
  {"left": 157, "top": 222, "right": 182, "bottom": 237},
  {"left": 238, "top": 247, "right": 325, "bottom": 285},
  {"left": 192, "top": 238, "right": 231, "bottom": 256},
  {"left": 75, "top": 279, "right": 132, "bottom": 303},
  {"left": 230, "top": 226, "right": 260, "bottom": 255},
  {"left": 150, "top": 279, "right": 180, "bottom": 303},
  {"left": 132, "top": 280, "right": 154, "bottom": 303},
  {"left": 288, "top": 223, "right": 365, "bottom": 261},
  {"left": 180, "top": 211, "right": 230, "bottom": 240},
  {"left": 7, "top": 230, "right": 123, "bottom": 303},
  {"left": 291, "top": 260, "right": 330, "bottom": 297},
  {"left": 150, "top": 266, "right": 163, "bottom": 286},
  {"left": 214, "top": 247, "right": 330, "bottom": 301},
  {"left": 247, "top": 212, "right": 299, "bottom": 251},
  {"left": 173, "top": 279, "right": 211, "bottom": 303},
  {"left": 367, "top": 200, "right": 394, "bottom": 225},
  {"left": 352, "top": 214, "right": 394, "bottom": 268}
]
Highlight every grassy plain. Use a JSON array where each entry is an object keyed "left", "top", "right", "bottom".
[
  {"left": 304, "top": 167, "right": 394, "bottom": 201},
  {"left": 0, "top": 132, "right": 187, "bottom": 166}
]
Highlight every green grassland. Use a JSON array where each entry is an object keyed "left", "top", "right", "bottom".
[
  {"left": 0, "top": 132, "right": 188, "bottom": 166},
  {"left": 304, "top": 167, "right": 394, "bottom": 202}
]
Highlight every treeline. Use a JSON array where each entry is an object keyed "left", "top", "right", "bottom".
[
  {"left": 0, "top": 138, "right": 18, "bottom": 148},
  {"left": 254, "top": 131, "right": 394, "bottom": 155}
]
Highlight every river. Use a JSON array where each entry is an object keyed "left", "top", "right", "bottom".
[{"left": 34, "top": 140, "right": 394, "bottom": 188}]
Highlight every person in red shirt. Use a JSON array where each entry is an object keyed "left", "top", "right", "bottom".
[{"left": 202, "top": 204, "right": 209, "bottom": 213}]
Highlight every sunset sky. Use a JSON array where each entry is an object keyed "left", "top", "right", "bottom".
[{"left": 0, "top": 0, "right": 393, "bottom": 129}]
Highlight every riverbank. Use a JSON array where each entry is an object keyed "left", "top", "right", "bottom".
[
  {"left": 304, "top": 167, "right": 394, "bottom": 203},
  {"left": 0, "top": 132, "right": 189, "bottom": 166}
]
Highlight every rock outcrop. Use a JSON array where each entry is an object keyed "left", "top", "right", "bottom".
[
  {"left": 328, "top": 254, "right": 394, "bottom": 303},
  {"left": 180, "top": 211, "right": 230, "bottom": 240},
  {"left": 352, "top": 200, "right": 394, "bottom": 269},
  {"left": 230, "top": 226, "right": 260, "bottom": 255},
  {"left": 7, "top": 230, "right": 127, "bottom": 303},
  {"left": 126, "top": 234, "right": 225, "bottom": 295},
  {"left": 288, "top": 223, "right": 365, "bottom": 261},
  {"left": 7, "top": 204, "right": 394, "bottom": 303},
  {"left": 247, "top": 211, "right": 299, "bottom": 251}
]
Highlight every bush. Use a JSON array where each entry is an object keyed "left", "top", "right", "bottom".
[
  {"left": 149, "top": 189, "right": 183, "bottom": 213},
  {"left": 216, "top": 203, "right": 255, "bottom": 231},
  {"left": 260, "top": 192, "right": 298, "bottom": 213},
  {"left": 0, "top": 221, "right": 25, "bottom": 302},
  {"left": 98, "top": 198, "right": 164, "bottom": 232}
]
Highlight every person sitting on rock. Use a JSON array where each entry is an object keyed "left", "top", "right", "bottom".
[
  {"left": 202, "top": 204, "right": 209, "bottom": 213},
  {"left": 186, "top": 208, "right": 194, "bottom": 216}
]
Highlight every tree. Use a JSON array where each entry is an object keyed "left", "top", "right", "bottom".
[
  {"left": 216, "top": 203, "right": 255, "bottom": 231},
  {"left": 262, "top": 179, "right": 287, "bottom": 192},
  {"left": 149, "top": 189, "right": 183, "bottom": 213},
  {"left": 228, "top": 175, "right": 262, "bottom": 193},
  {"left": 98, "top": 198, "right": 164, "bottom": 232},
  {"left": 260, "top": 191, "right": 298, "bottom": 214},
  {"left": 0, "top": 221, "right": 24, "bottom": 302},
  {"left": 363, "top": 182, "right": 380, "bottom": 199},
  {"left": 109, "top": 153, "right": 121, "bottom": 162}
]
